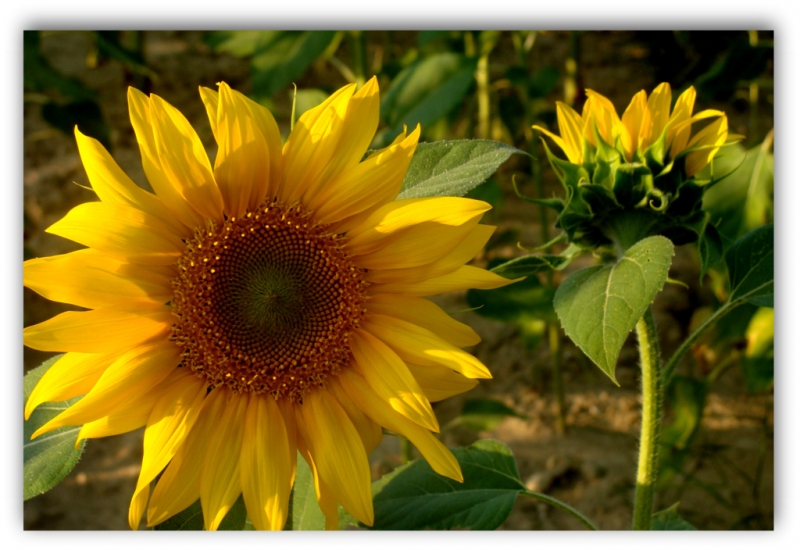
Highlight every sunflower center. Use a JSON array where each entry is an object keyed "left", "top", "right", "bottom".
[{"left": 171, "top": 202, "right": 368, "bottom": 402}]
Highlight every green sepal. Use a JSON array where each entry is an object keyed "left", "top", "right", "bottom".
[{"left": 613, "top": 163, "right": 654, "bottom": 208}]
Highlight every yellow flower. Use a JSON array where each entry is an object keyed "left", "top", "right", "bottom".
[
  {"left": 23, "top": 78, "right": 515, "bottom": 530},
  {"left": 534, "top": 83, "right": 729, "bottom": 175}
]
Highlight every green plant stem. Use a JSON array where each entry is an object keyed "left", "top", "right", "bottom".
[
  {"left": 400, "top": 436, "right": 413, "bottom": 464},
  {"left": 476, "top": 53, "right": 490, "bottom": 139},
  {"left": 632, "top": 307, "right": 662, "bottom": 530},
  {"left": 661, "top": 300, "right": 743, "bottom": 384},
  {"left": 520, "top": 490, "right": 598, "bottom": 530},
  {"left": 548, "top": 324, "right": 566, "bottom": 434},
  {"left": 349, "top": 30, "right": 367, "bottom": 86}
]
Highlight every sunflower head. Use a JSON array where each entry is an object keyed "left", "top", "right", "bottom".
[
  {"left": 533, "top": 83, "right": 737, "bottom": 253},
  {"left": 23, "top": 78, "right": 517, "bottom": 530}
]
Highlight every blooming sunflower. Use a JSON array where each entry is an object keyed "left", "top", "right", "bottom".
[
  {"left": 23, "top": 78, "right": 515, "bottom": 530},
  {"left": 534, "top": 83, "right": 729, "bottom": 176}
]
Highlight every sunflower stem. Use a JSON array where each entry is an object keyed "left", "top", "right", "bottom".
[{"left": 632, "top": 307, "right": 662, "bottom": 530}]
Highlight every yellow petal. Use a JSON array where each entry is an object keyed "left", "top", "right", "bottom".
[
  {"left": 150, "top": 93, "right": 224, "bottom": 221},
  {"left": 621, "top": 90, "right": 651, "bottom": 160},
  {"left": 365, "top": 224, "right": 495, "bottom": 284},
  {"left": 371, "top": 265, "right": 518, "bottom": 296},
  {"left": 351, "top": 329, "right": 439, "bottom": 432},
  {"left": 229, "top": 88, "right": 284, "bottom": 202},
  {"left": 584, "top": 89, "right": 623, "bottom": 145},
  {"left": 406, "top": 362, "right": 479, "bottom": 402},
  {"left": 685, "top": 115, "right": 729, "bottom": 176},
  {"left": 363, "top": 314, "right": 491, "bottom": 379},
  {"left": 146, "top": 388, "right": 221, "bottom": 527},
  {"left": 24, "top": 249, "right": 173, "bottom": 309},
  {"left": 127, "top": 87, "right": 204, "bottom": 229},
  {"left": 645, "top": 83, "right": 672, "bottom": 146},
  {"left": 302, "top": 76, "right": 380, "bottom": 202},
  {"left": 46, "top": 201, "right": 184, "bottom": 265},
  {"left": 296, "top": 389, "right": 373, "bottom": 526},
  {"left": 214, "top": 82, "right": 271, "bottom": 217},
  {"left": 128, "top": 482, "right": 150, "bottom": 530},
  {"left": 308, "top": 125, "right": 420, "bottom": 225},
  {"left": 78, "top": 386, "right": 160, "bottom": 446},
  {"left": 346, "top": 196, "right": 491, "bottom": 254},
  {"left": 74, "top": 128, "right": 185, "bottom": 236},
  {"left": 666, "top": 86, "right": 697, "bottom": 156},
  {"left": 240, "top": 395, "right": 293, "bottom": 531},
  {"left": 30, "top": 343, "right": 180, "bottom": 438},
  {"left": 199, "top": 86, "right": 220, "bottom": 143},
  {"left": 532, "top": 124, "right": 570, "bottom": 158},
  {"left": 276, "top": 398, "right": 298, "bottom": 487},
  {"left": 327, "top": 378, "right": 383, "bottom": 454},
  {"left": 366, "top": 294, "right": 480, "bottom": 348},
  {"left": 200, "top": 389, "right": 248, "bottom": 530},
  {"left": 281, "top": 84, "right": 356, "bottom": 205},
  {"left": 296, "top": 437, "right": 340, "bottom": 530},
  {"left": 555, "top": 101, "right": 584, "bottom": 163},
  {"left": 25, "top": 352, "right": 114, "bottom": 419},
  {"left": 337, "top": 371, "right": 462, "bottom": 482},
  {"left": 23, "top": 304, "right": 173, "bottom": 353},
  {"left": 135, "top": 371, "right": 207, "bottom": 493}
]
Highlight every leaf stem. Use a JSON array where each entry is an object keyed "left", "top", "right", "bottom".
[
  {"left": 661, "top": 300, "right": 742, "bottom": 384},
  {"left": 632, "top": 307, "right": 662, "bottom": 530},
  {"left": 520, "top": 490, "right": 598, "bottom": 530}
]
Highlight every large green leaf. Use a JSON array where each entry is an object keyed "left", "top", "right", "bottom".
[
  {"left": 369, "top": 439, "right": 525, "bottom": 530},
  {"left": 651, "top": 503, "right": 696, "bottom": 530},
  {"left": 399, "top": 140, "right": 523, "bottom": 199},
  {"left": 250, "top": 31, "right": 338, "bottom": 98},
  {"left": 379, "top": 53, "right": 478, "bottom": 145},
  {"left": 24, "top": 355, "right": 86, "bottom": 501},
  {"left": 554, "top": 236, "right": 674, "bottom": 383},
  {"left": 726, "top": 223, "right": 773, "bottom": 307}
]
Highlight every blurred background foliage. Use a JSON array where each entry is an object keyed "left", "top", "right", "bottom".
[{"left": 23, "top": 30, "right": 773, "bottom": 530}]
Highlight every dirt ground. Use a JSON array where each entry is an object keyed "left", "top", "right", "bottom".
[{"left": 23, "top": 31, "right": 773, "bottom": 530}]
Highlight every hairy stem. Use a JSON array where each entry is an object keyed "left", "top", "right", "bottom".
[{"left": 632, "top": 307, "right": 662, "bottom": 530}]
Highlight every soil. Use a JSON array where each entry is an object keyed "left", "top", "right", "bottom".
[{"left": 23, "top": 31, "right": 773, "bottom": 530}]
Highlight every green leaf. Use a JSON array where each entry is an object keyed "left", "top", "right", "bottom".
[
  {"left": 726, "top": 223, "right": 773, "bottom": 307},
  {"left": 24, "top": 355, "right": 86, "bottom": 501},
  {"left": 702, "top": 140, "right": 773, "bottom": 240},
  {"left": 554, "top": 236, "right": 674, "bottom": 383},
  {"left": 490, "top": 243, "right": 582, "bottom": 278},
  {"left": 286, "top": 451, "right": 327, "bottom": 530},
  {"left": 456, "top": 399, "right": 527, "bottom": 431},
  {"left": 661, "top": 376, "right": 707, "bottom": 451},
  {"left": 369, "top": 440, "right": 525, "bottom": 530},
  {"left": 651, "top": 503, "right": 696, "bottom": 530},
  {"left": 379, "top": 53, "right": 478, "bottom": 145},
  {"left": 698, "top": 221, "right": 725, "bottom": 280},
  {"left": 250, "top": 31, "right": 337, "bottom": 98},
  {"left": 398, "top": 140, "right": 523, "bottom": 199},
  {"left": 153, "top": 495, "right": 247, "bottom": 530},
  {"left": 741, "top": 307, "right": 774, "bottom": 392}
]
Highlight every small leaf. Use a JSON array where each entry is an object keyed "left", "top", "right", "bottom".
[
  {"left": 369, "top": 440, "right": 524, "bottom": 530},
  {"left": 286, "top": 451, "right": 327, "bottom": 530},
  {"left": 153, "top": 495, "right": 247, "bottom": 530},
  {"left": 726, "top": 223, "right": 773, "bottom": 307},
  {"left": 490, "top": 243, "right": 582, "bottom": 279},
  {"left": 24, "top": 355, "right": 86, "bottom": 501},
  {"left": 399, "top": 140, "right": 524, "bottom": 199},
  {"left": 554, "top": 236, "right": 674, "bottom": 382},
  {"left": 457, "top": 399, "right": 527, "bottom": 431},
  {"left": 651, "top": 503, "right": 696, "bottom": 530},
  {"left": 379, "top": 53, "right": 478, "bottom": 145}
]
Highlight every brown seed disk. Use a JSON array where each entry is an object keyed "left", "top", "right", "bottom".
[{"left": 171, "top": 202, "right": 368, "bottom": 402}]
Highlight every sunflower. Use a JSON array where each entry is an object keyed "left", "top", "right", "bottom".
[
  {"left": 23, "top": 78, "right": 515, "bottom": 530},
  {"left": 534, "top": 83, "right": 729, "bottom": 175}
]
